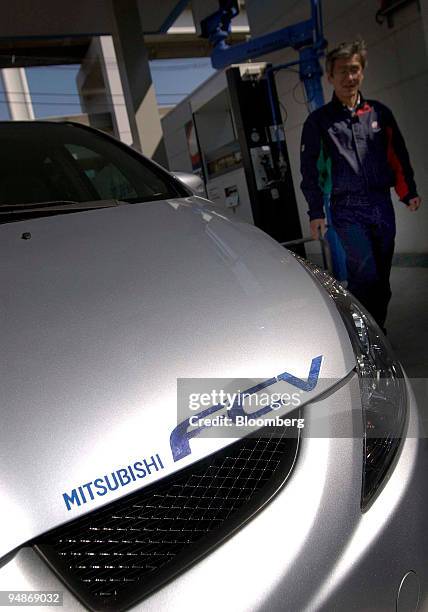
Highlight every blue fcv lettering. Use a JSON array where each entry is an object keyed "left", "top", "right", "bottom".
[{"left": 170, "top": 355, "right": 322, "bottom": 462}]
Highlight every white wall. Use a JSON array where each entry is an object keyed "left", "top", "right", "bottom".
[
  {"left": 162, "top": 99, "right": 194, "bottom": 173},
  {"left": 195, "top": 108, "right": 235, "bottom": 157},
  {"left": 162, "top": 70, "right": 233, "bottom": 174},
  {"left": 246, "top": 0, "right": 428, "bottom": 254}
]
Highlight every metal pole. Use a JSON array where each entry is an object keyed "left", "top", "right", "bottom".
[{"left": 281, "top": 233, "right": 333, "bottom": 274}]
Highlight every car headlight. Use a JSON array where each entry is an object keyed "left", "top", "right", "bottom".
[{"left": 295, "top": 256, "right": 407, "bottom": 510}]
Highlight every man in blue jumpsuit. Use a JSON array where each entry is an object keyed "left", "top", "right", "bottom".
[{"left": 300, "top": 40, "right": 421, "bottom": 331}]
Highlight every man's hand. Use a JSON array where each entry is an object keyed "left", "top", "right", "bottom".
[
  {"left": 310, "top": 218, "right": 326, "bottom": 240},
  {"left": 407, "top": 196, "right": 422, "bottom": 211}
]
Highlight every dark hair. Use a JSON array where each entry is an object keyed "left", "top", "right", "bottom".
[{"left": 326, "top": 39, "right": 367, "bottom": 75}]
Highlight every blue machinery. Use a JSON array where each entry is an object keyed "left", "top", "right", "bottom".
[{"left": 200, "top": 0, "right": 347, "bottom": 280}]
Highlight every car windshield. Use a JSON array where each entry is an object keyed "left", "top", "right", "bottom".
[{"left": 0, "top": 122, "right": 186, "bottom": 208}]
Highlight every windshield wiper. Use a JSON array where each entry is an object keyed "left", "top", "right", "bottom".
[{"left": 0, "top": 199, "right": 122, "bottom": 213}]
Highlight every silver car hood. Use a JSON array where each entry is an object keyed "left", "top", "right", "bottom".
[{"left": 0, "top": 196, "right": 355, "bottom": 558}]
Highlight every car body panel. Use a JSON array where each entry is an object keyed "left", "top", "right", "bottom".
[
  {"left": 1, "top": 377, "right": 426, "bottom": 612},
  {"left": 0, "top": 195, "right": 355, "bottom": 558}
]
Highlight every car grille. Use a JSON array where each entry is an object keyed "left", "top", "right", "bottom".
[{"left": 36, "top": 426, "right": 299, "bottom": 611}]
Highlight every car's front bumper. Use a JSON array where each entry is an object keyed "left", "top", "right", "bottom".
[{"left": 1, "top": 372, "right": 426, "bottom": 612}]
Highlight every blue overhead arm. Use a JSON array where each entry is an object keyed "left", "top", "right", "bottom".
[
  {"left": 201, "top": 0, "right": 325, "bottom": 67},
  {"left": 209, "top": 19, "right": 314, "bottom": 69},
  {"left": 200, "top": 0, "right": 328, "bottom": 118}
]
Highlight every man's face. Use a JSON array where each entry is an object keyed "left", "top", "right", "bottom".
[{"left": 328, "top": 54, "right": 364, "bottom": 100}]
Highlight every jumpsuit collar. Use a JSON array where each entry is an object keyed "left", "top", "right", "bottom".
[{"left": 331, "top": 91, "right": 365, "bottom": 113}]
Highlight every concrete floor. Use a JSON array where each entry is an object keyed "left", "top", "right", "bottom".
[{"left": 387, "top": 266, "right": 428, "bottom": 435}]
